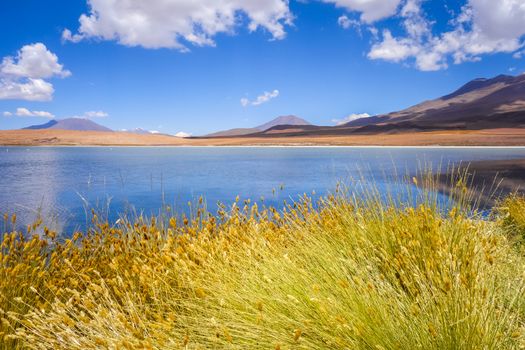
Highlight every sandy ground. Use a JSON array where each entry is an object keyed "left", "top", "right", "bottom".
[{"left": 2, "top": 128, "right": 525, "bottom": 146}]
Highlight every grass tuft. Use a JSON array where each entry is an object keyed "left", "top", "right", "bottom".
[{"left": 1, "top": 176, "right": 525, "bottom": 349}]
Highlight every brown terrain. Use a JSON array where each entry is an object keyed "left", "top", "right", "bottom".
[
  {"left": 2, "top": 128, "right": 525, "bottom": 146},
  {"left": 2, "top": 74, "right": 525, "bottom": 147}
]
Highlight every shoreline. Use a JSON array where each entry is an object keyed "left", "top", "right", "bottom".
[
  {"left": 434, "top": 158, "right": 525, "bottom": 206},
  {"left": 4, "top": 144, "right": 525, "bottom": 149}
]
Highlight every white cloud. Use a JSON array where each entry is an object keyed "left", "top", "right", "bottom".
[
  {"left": 323, "top": 0, "right": 403, "bottom": 23},
  {"left": 240, "top": 97, "right": 250, "bottom": 107},
  {"left": 71, "top": 111, "right": 110, "bottom": 119},
  {"left": 0, "top": 78, "right": 55, "bottom": 101},
  {"left": 61, "top": 29, "right": 83, "bottom": 44},
  {"left": 253, "top": 90, "right": 280, "bottom": 105},
  {"left": 470, "top": 0, "right": 525, "bottom": 40},
  {"left": 0, "top": 43, "right": 70, "bottom": 101},
  {"left": 63, "top": 0, "right": 293, "bottom": 50},
  {"left": 175, "top": 131, "right": 192, "bottom": 138},
  {"left": 514, "top": 50, "right": 525, "bottom": 59},
  {"left": 332, "top": 113, "right": 371, "bottom": 126},
  {"left": 84, "top": 110, "right": 108, "bottom": 118},
  {"left": 241, "top": 89, "right": 280, "bottom": 107},
  {"left": 338, "top": 15, "right": 351, "bottom": 29},
  {"left": 6, "top": 107, "right": 56, "bottom": 118},
  {"left": 337, "top": 15, "right": 362, "bottom": 32},
  {"left": 1, "top": 43, "right": 71, "bottom": 79},
  {"left": 367, "top": 0, "right": 525, "bottom": 71},
  {"left": 368, "top": 30, "right": 418, "bottom": 62}
]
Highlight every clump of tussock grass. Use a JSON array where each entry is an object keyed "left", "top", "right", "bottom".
[
  {"left": 1, "top": 175, "right": 525, "bottom": 349},
  {"left": 497, "top": 195, "right": 525, "bottom": 246}
]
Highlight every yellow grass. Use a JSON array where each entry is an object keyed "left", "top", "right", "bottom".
[{"left": 1, "top": 177, "right": 525, "bottom": 349}]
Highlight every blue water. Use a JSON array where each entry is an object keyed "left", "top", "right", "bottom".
[{"left": 1, "top": 146, "right": 525, "bottom": 233}]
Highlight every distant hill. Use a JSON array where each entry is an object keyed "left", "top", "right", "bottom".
[
  {"left": 24, "top": 118, "right": 113, "bottom": 132},
  {"left": 345, "top": 74, "right": 525, "bottom": 130},
  {"left": 202, "top": 73, "right": 525, "bottom": 140},
  {"left": 23, "top": 120, "right": 59, "bottom": 130},
  {"left": 124, "top": 128, "right": 157, "bottom": 135},
  {"left": 206, "top": 128, "right": 260, "bottom": 138},
  {"left": 206, "top": 115, "right": 312, "bottom": 137},
  {"left": 255, "top": 115, "right": 311, "bottom": 131}
]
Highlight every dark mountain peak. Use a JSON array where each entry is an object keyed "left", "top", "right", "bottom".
[
  {"left": 255, "top": 115, "right": 311, "bottom": 131},
  {"left": 23, "top": 120, "right": 58, "bottom": 130},
  {"left": 23, "top": 118, "right": 112, "bottom": 132},
  {"left": 443, "top": 74, "right": 515, "bottom": 100}
]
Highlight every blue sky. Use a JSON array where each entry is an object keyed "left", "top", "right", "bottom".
[{"left": 0, "top": 0, "right": 524, "bottom": 135}]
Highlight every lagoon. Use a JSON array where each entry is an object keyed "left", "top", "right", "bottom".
[{"left": 1, "top": 146, "right": 525, "bottom": 233}]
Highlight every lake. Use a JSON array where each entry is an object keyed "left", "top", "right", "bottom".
[{"left": 1, "top": 146, "right": 525, "bottom": 234}]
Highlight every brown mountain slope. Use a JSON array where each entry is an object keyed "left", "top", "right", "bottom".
[
  {"left": 255, "top": 115, "right": 311, "bottom": 131},
  {"left": 346, "top": 74, "right": 525, "bottom": 130},
  {"left": 24, "top": 118, "right": 113, "bottom": 132},
  {"left": 203, "top": 74, "right": 525, "bottom": 140},
  {"left": 205, "top": 115, "right": 312, "bottom": 137},
  {"left": 205, "top": 128, "right": 260, "bottom": 137}
]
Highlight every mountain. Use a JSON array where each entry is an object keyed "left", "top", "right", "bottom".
[
  {"left": 24, "top": 118, "right": 113, "bottom": 132},
  {"left": 255, "top": 115, "right": 311, "bottom": 131},
  {"left": 206, "top": 115, "right": 312, "bottom": 137},
  {"left": 23, "top": 120, "right": 58, "bottom": 130},
  {"left": 124, "top": 128, "right": 157, "bottom": 135},
  {"left": 206, "top": 128, "right": 260, "bottom": 137},
  {"left": 345, "top": 74, "right": 525, "bottom": 131}
]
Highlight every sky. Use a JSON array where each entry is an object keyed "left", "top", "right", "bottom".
[{"left": 0, "top": 0, "right": 524, "bottom": 135}]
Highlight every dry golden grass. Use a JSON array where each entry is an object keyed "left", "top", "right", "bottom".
[
  {"left": 1, "top": 177, "right": 525, "bottom": 349},
  {"left": 2, "top": 128, "right": 525, "bottom": 146}
]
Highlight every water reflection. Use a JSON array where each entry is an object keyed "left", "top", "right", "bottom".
[{"left": 1, "top": 146, "right": 524, "bottom": 234}]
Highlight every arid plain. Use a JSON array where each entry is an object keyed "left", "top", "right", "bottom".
[{"left": 2, "top": 128, "right": 525, "bottom": 146}]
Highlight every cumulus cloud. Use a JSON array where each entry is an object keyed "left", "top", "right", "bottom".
[
  {"left": 323, "top": 0, "right": 403, "bottom": 23},
  {"left": 174, "top": 131, "right": 192, "bottom": 138},
  {"left": 3, "top": 107, "right": 56, "bottom": 118},
  {"left": 332, "top": 113, "right": 371, "bottom": 126},
  {"left": 241, "top": 90, "right": 280, "bottom": 107},
  {"left": 0, "top": 78, "right": 55, "bottom": 102},
  {"left": 0, "top": 43, "right": 70, "bottom": 101},
  {"left": 1, "top": 43, "right": 71, "bottom": 79},
  {"left": 63, "top": 0, "right": 293, "bottom": 50},
  {"left": 367, "top": 0, "right": 525, "bottom": 71}
]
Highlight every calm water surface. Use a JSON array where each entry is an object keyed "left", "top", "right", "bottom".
[{"left": 1, "top": 146, "right": 525, "bottom": 233}]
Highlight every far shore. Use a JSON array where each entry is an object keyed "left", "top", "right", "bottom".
[
  {"left": 433, "top": 158, "right": 525, "bottom": 206},
  {"left": 3, "top": 128, "right": 525, "bottom": 147}
]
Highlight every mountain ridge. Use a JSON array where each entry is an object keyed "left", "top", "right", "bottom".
[
  {"left": 206, "top": 115, "right": 312, "bottom": 137},
  {"left": 344, "top": 73, "right": 525, "bottom": 130},
  {"left": 24, "top": 118, "right": 113, "bottom": 132}
]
